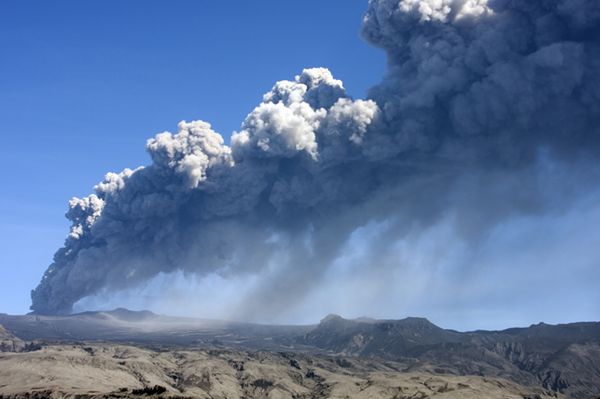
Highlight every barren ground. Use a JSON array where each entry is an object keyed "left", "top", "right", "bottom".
[{"left": 0, "top": 343, "right": 561, "bottom": 399}]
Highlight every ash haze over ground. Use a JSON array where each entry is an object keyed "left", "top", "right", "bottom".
[{"left": 20, "top": 0, "right": 600, "bottom": 329}]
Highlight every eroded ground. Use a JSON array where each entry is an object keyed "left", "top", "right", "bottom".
[{"left": 0, "top": 343, "right": 560, "bottom": 399}]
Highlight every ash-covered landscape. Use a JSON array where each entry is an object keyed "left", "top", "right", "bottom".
[
  {"left": 1, "top": 0, "right": 600, "bottom": 398},
  {"left": 1, "top": 309, "right": 600, "bottom": 398}
]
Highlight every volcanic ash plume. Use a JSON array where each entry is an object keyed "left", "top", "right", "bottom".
[{"left": 31, "top": 0, "right": 600, "bottom": 316}]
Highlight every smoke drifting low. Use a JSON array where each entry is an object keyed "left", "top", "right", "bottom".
[{"left": 32, "top": 0, "right": 600, "bottom": 318}]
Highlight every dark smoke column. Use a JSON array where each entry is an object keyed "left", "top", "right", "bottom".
[
  {"left": 29, "top": 69, "right": 379, "bottom": 314},
  {"left": 32, "top": 0, "right": 600, "bottom": 315}
]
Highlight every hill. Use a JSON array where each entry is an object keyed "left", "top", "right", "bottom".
[
  {"left": 0, "top": 343, "right": 560, "bottom": 399},
  {"left": 0, "top": 311, "right": 598, "bottom": 398},
  {"left": 301, "top": 315, "right": 600, "bottom": 399}
]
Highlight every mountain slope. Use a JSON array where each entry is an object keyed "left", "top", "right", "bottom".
[
  {"left": 0, "top": 324, "right": 24, "bottom": 352},
  {"left": 303, "top": 315, "right": 466, "bottom": 357},
  {"left": 300, "top": 315, "right": 600, "bottom": 399},
  {"left": 1, "top": 311, "right": 598, "bottom": 398},
  {"left": 0, "top": 310, "right": 311, "bottom": 350}
]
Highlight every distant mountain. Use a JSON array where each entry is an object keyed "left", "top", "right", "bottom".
[
  {"left": 1, "top": 310, "right": 598, "bottom": 398},
  {"left": 302, "top": 314, "right": 465, "bottom": 357},
  {"left": 300, "top": 315, "right": 600, "bottom": 399},
  {"left": 0, "top": 310, "right": 312, "bottom": 350}
]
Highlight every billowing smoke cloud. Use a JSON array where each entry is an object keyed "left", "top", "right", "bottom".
[{"left": 32, "top": 0, "right": 600, "bottom": 318}]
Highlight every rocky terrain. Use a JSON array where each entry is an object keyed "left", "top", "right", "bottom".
[
  {"left": 301, "top": 315, "right": 600, "bottom": 399},
  {"left": 0, "top": 325, "right": 23, "bottom": 353},
  {"left": 0, "top": 343, "right": 560, "bottom": 399},
  {"left": 0, "top": 310, "right": 598, "bottom": 398}
]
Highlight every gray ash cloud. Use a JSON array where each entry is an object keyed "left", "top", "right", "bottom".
[{"left": 32, "top": 0, "right": 600, "bottom": 316}]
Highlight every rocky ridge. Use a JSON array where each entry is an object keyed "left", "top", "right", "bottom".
[{"left": 0, "top": 311, "right": 598, "bottom": 398}]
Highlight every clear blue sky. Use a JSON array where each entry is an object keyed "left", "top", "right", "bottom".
[{"left": 0, "top": 1, "right": 385, "bottom": 315}]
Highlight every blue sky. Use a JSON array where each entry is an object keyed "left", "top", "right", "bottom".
[
  {"left": 0, "top": 1, "right": 385, "bottom": 315},
  {"left": 2, "top": 2, "right": 598, "bottom": 330}
]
